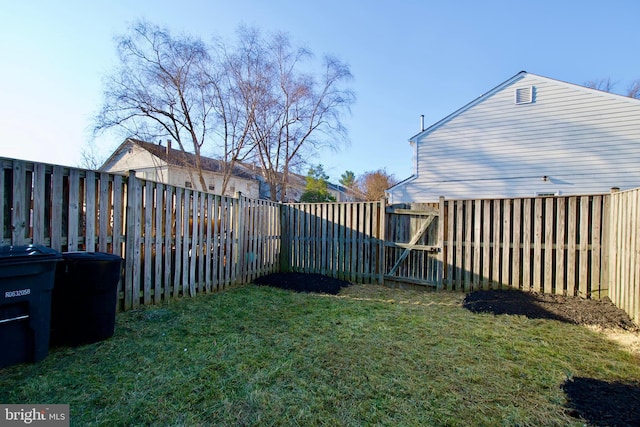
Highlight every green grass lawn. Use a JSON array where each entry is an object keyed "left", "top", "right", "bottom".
[{"left": 2, "top": 284, "right": 640, "bottom": 426}]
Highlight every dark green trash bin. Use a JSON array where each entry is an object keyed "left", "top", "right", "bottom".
[
  {"left": 51, "top": 252, "right": 123, "bottom": 346},
  {"left": 0, "top": 245, "right": 62, "bottom": 368}
]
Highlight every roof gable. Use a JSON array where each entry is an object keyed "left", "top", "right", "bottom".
[
  {"left": 388, "top": 71, "right": 640, "bottom": 202},
  {"left": 103, "top": 138, "right": 256, "bottom": 180},
  {"left": 411, "top": 71, "right": 640, "bottom": 142}
]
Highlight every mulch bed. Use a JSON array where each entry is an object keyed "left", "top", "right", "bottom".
[
  {"left": 463, "top": 289, "right": 639, "bottom": 331},
  {"left": 253, "top": 272, "right": 351, "bottom": 295},
  {"left": 562, "top": 377, "right": 640, "bottom": 427}
]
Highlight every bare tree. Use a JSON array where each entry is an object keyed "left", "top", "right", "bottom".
[
  {"left": 585, "top": 77, "right": 616, "bottom": 93},
  {"left": 241, "top": 28, "right": 356, "bottom": 201},
  {"left": 210, "top": 27, "right": 272, "bottom": 195},
  {"left": 585, "top": 77, "right": 640, "bottom": 99},
  {"left": 94, "top": 20, "right": 218, "bottom": 191},
  {"left": 627, "top": 79, "right": 640, "bottom": 99},
  {"left": 358, "top": 169, "right": 397, "bottom": 201},
  {"left": 78, "top": 140, "right": 103, "bottom": 170},
  {"left": 94, "top": 22, "right": 353, "bottom": 198}
]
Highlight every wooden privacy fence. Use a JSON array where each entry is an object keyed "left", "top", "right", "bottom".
[
  {"left": 1, "top": 158, "right": 280, "bottom": 311},
  {"left": 279, "top": 201, "right": 385, "bottom": 284},
  {"left": 609, "top": 188, "right": 640, "bottom": 324},
  {"left": 124, "top": 175, "right": 281, "bottom": 309},
  {"left": 3, "top": 156, "right": 640, "bottom": 323},
  {"left": 441, "top": 195, "right": 609, "bottom": 298}
]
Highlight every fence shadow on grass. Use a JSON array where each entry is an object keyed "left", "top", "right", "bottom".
[
  {"left": 462, "top": 289, "right": 572, "bottom": 323},
  {"left": 562, "top": 377, "right": 640, "bottom": 427}
]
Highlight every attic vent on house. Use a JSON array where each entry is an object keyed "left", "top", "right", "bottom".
[{"left": 515, "top": 86, "right": 534, "bottom": 104}]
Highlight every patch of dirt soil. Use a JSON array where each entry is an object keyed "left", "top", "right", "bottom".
[
  {"left": 253, "top": 272, "right": 351, "bottom": 295},
  {"left": 463, "top": 289, "right": 639, "bottom": 331},
  {"left": 464, "top": 289, "right": 640, "bottom": 427},
  {"left": 562, "top": 377, "right": 640, "bottom": 427}
]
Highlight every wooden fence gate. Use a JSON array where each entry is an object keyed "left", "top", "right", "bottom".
[{"left": 384, "top": 202, "right": 444, "bottom": 288}]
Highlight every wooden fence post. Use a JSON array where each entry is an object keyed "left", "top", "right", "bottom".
[
  {"left": 279, "top": 202, "right": 286, "bottom": 272},
  {"left": 11, "top": 160, "right": 27, "bottom": 245},
  {"left": 234, "top": 191, "right": 245, "bottom": 285},
  {"left": 437, "top": 196, "right": 445, "bottom": 289},
  {"left": 600, "top": 193, "right": 611, "bottom": 298},
  {"left": 124, "top": 170, "right": 141, "bottom": 310},
  {"left": 378, "top": 198, "right": 386, "bottom": 285},
  {"left": 609, "top": 188, "right": 620, "bottom": 306}
]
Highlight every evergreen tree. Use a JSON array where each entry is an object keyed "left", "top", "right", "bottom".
[
  {"left": 299, "top": 164, "right": 336, "bottom": 202},
  {"left": 339, "top": 170, "right": 356, "bottom": 188}
]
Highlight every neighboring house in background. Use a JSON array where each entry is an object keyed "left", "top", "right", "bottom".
[
  {"left": 242, "top": 164, "right": 361, "bottom": 202},
  {"left": 101, "top": 138, "right": 359, "bottom": 202},
  {"left": 386, "top": 71, "right": 640, "bottom": 203},
  {"left": 101, "top": 138, "right": 261, "bottom": 198},
  {"left": 327, "top": 182, "right": 363, "bottom": 202}
]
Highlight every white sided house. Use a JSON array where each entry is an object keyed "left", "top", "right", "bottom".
[
  {"left": 101, "top": 138, "right": 357, "bottom": 202},
  {"left": 101, "top": 138, "right": 261, "bottom": 199},
  {"left": 386, "top": 71, "right": 640, "bottom": 203}
]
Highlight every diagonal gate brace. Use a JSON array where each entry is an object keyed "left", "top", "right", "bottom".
[{"left": 387, "top": 215, "right": 435, "bottom": 276}]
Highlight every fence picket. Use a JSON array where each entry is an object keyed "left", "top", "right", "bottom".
[
  {"left": 154, "top": 183, "right": 164, "bottom": 303},
  {"left": 143, "top": 182, "right": 153, "bottom": 305},
  {"left": 482, "top": 201, "right": 491, "bottom": 290},
  {"left": 543, "top": 198, "right": 554, "bottom": 294},
  {"left": 567, "top": 197, "right": 578, "bottom": 296},
  {"left": 98, "top": 173, "right": 109, "bottom": 252},
  {"left": 163, "top": 185, "right": 173, "bottom": 298},
  {"left": 85, "top": 171, "right": 96, "bottom": 251},
  {"left": 533, "top": 198, "right": 543, "bottom": 293},
  {"left": 11, "top": 161, "right": 27, "bottom": 245},
  {"left": 591, "top": 195, "right": 603, "bottom": 298},
  {"left": 492, "top": 199, "right": 501, "bottom": 289},
  {"left": 32, "top": 163, "right": 46, "bottom": 245},
  {"left": 579, "top": 197, "right": 590, "bottom": 297},
  {"left": 501, "top": 200, "right": 511, "bottom": 288},
  {"left": 112, "top": 175, "right": 124, "bottom": 257}
]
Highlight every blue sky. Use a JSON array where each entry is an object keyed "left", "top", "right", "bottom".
[{"left": 1, "top": 0, "right": 639, "bottom": 183}]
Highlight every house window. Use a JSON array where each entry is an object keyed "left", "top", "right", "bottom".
[
  {"left": 185, "top": 181, "right": 192, "bottom": 188},
  {"left": 208, "top": 184, "right": 215, "bottom": 192},
  {"left": 515, "top": 86, "right": 534, "bottom": 105}
]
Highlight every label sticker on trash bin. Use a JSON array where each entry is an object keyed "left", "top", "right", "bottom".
[{"left": 4, "top": 288, "right": 31, "bottom": 298}]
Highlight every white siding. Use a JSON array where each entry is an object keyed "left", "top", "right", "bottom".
[
  {"left": 106, "top": 143, "right": 167, "bottom": 174},
  {"left": 388, "top": 73, "right": 640, "bottom": 203},
  {"left": 103, "top": 142, "right": 260, "bottom": 198}
]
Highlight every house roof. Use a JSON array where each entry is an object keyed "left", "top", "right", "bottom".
[
  {"left": 235, "top": 160, "right": 308, "bottom": 188},
  {"left": 102, "top": 137, "right": 357, "bottom": 199},
  {"left": 104, "top": 138, "right": 256, "bottom": 180}
]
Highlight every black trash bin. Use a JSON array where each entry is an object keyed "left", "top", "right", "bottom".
[
  {"left": 50, "top": 252, "right": 123, "bottom": 346},
  {"left": 0, "top": 245, "right": 61, "bottom": 368}
]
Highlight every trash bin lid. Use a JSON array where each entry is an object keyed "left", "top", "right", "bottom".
[{"left": 0, "top": 245, "right": 62, "bottom": 264}]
